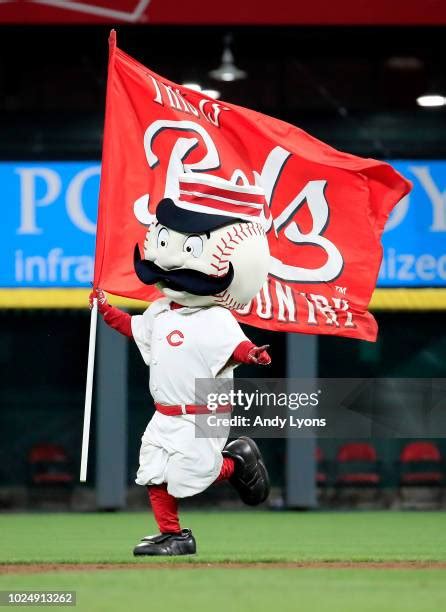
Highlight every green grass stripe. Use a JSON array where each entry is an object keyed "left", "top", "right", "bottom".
[
  {"left": 0, "top": 511, "right": 446, "bottom": 564},
  {"left": 1, "top": 568, "right": 446, "bottom": 612}
]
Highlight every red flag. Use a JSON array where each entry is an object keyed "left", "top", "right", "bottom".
[{"left": 94, "top": 31, "right": 411, "bottom": 342}]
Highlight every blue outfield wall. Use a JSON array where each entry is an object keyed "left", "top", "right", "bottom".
[
  {"left": 381, "top": 161, "right": 446, "bottom": 287},
  {"left": 1, "top": 160, "right": 445, "bottom": 288},
  {"left": 1, "top": 162, "right": 99, "bottom": 288}
]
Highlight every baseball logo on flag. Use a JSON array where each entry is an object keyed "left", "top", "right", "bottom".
[{"left": 134, "top": 171, "right": 271, "bottom": 310}]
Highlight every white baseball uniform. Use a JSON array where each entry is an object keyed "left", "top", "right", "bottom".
[{"left": 131, "top": 297, "right": 248, "bottom": 498}]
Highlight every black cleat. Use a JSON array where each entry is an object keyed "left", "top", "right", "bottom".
[
  {"left": 133, "top": 529, "right": 196, "bottom": 556},
  {"left": 223, "top": 436, "right": 270, "bottom": 506}
]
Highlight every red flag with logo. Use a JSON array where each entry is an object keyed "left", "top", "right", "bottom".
[{"left": 94, "top": 31, "right": 411, "bottom": 341}]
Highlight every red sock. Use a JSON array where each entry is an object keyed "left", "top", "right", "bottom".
[
  {"left": 147, "top": 484, "right": 181, "bottom": 534},
  {"left": 215, "top": 456, "right": 235, "bottom": 482}
]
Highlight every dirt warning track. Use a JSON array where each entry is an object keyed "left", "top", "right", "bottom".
[{"left": 2, "top": 561, "right": 446, "bottom": 574}]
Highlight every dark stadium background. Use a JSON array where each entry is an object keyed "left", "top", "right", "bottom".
[{"left": 1, "top": 23, "right": 446, "bottom": 504}]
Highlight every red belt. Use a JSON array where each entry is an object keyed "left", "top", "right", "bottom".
[{"left": 155, "top": 403, "right": 232, "bottom": 416}]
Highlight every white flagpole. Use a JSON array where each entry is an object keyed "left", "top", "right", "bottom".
[{"left": 80, "top": 297, "right": 98, "bottom": 482}]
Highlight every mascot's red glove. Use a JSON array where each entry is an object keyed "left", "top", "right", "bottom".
[
  {"left": 233, "top": 341, "right": 271, "bottom": 366},
  {"left": 88, "top": 288, "right": 133, "bottom": 338},
  {"left": 89, "top": 288, "right": 109, "bottom": 314},
  {"left": 247, "top": 344, "right": 271, "bottom": 365}
]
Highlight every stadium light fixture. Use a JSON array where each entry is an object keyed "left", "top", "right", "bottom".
[
  {"left": 182, "top": 83, "right": 202, "bottom": 92},
  {"left": 202, "top": 89, "right": 221, "bottom": 99},
  {"left": 209, "top": 35, "right": 247, "bottom": 82},
  {"left": 416, "top": 93, "right": 446, "bottom": 107},
  {"left": 182, "top": 83, "right": 221, "bottom": 99}
]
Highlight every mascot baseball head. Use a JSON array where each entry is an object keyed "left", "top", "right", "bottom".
[{"left": 133, "top": 173, "right": 270, "bottom": 309}]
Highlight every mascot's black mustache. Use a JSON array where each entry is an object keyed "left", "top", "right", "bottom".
[{"left": 134, "top": 245, "right": 234, "bottom": 296}]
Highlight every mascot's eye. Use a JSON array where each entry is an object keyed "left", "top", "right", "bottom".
[
  {"left": 183, "top": 235, "right": 203, "bottom": 257},
  {"left": 157, "top": 227, "right": 169, "bottom": 249}
]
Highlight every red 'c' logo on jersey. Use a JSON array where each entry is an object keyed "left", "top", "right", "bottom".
[{"left": 166, "top": 330, "right": 184, "bottom": 346}]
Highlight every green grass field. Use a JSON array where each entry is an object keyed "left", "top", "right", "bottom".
[{"left": 1, "top": 511, "right": 446, "bottom": 611}]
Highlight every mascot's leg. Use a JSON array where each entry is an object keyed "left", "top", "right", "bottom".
[
  {"left": 133, "top": 436, "right": 270, "bottom": 555},
  {"left": 221, "top": 437, "right": 270, "bottom": 506},
  {"left": 215, "top": 456, "right": 235, "bottom": 481},
  {"left": 133, "top": 485, "right": 196, "bottom": 557}
]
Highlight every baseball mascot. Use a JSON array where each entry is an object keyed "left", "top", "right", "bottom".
[{"left": 90, "top": 172, "right": 272, "bottom": 556}]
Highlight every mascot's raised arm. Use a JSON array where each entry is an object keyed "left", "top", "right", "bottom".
[{"left": 90, "top": 172, "right": 272, "bottom": 556}]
